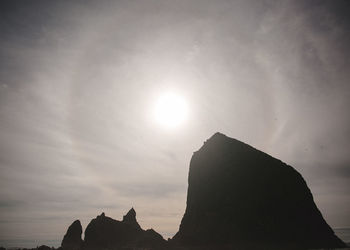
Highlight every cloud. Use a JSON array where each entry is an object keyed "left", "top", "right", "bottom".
[{"left": 0, "top": 0, "right": 349, "bottom": 246}]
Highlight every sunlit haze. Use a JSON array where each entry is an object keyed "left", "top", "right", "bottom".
[
  {"left": 0, "top": 0, "right": 349, "bottom": 248},
  {"left": 154, "top": 93, "right": 188, "bottom": 129}
]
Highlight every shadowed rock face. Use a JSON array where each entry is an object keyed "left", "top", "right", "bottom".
[
  {"left": 173, "top": 132, "right": 346, "bottom": 249},
  {"left": 61, "top": 220, "right": 83, "bottom": 250},
  {"left": 122, "top": 207, "right": 141, "bottom": 230},
  {"left": 83, "top": 209, "right": 166, "bottom": 250}
]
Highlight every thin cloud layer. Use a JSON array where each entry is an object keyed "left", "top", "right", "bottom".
[{"left": 0, "top": 0, "right": 349, "bottom": 247}]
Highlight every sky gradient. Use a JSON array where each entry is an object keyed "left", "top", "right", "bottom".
[{"left": 0, "top": 0, "right": 349, "bottom": 247}]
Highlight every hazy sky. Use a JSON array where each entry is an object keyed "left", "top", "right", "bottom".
[{"left": 0, "top": 0, "right": 349, "bottom": 247}]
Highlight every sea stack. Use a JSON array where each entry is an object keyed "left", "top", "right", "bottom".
[
  {"left": 61, "top": 220, "right": 83, "bottom": 250},
  {"left": 83, "top": 209, "right": 166, "bottom": 250},
  {"left": 173, "top": 132, "right": 346, "bottom": 249}
]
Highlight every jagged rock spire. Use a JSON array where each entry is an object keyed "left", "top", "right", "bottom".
[{"left": 122, "top": 207, "right": 141, "bottom": 229}]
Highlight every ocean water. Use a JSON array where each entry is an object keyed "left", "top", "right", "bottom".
[
  {"left": 0, "top": 239, "right": 60, "bottom": 249},
  {"left": 1, "top": 228, "right": 349, "bottom": 249}
]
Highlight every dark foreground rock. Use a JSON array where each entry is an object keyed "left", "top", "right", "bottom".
[
  {"left": 172, "top": 132, "right": 346, "bottom": 249},
  {"left": 61, "top": 220, "right": 83, "bottom": 250},
  {"left": 122, "top": 207, "right": 141, "bottom": 230},
  {"left": 83, "top": 209, "right": 167, "bottom": 250}
]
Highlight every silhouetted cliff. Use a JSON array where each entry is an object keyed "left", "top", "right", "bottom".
[
  {"left": 172, "top": 132, "right": 346, "bottom": 249},
  {"left": 57, "top": 133, "right": 346, "bottom": 250},
  {"left": 83, "top": 209, "right": 166, "bottom": 250},
  {"left": 61, "top": 220, "right": 83, "bottom": 250}
]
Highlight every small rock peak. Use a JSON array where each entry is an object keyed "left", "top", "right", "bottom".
[
  {"left": 124, "top": 207, "right": 136, "bottom": 219},
  {"left": 200, "top": 132, "right": 228, "bottom": 148},
  {"left": 202, "top": 132, "right": 244, "bottom": 148},
  {"left": 72, "top": 219, "right": 81, "bottom": 225},
  {"left": 99, "top": 212, "right": 105, "bottom": 217},
  {"left": 211, "top": 132, "right": 226, "bottom": 138},
  {"left": 61, "top": 219, "right": 83, "bottom": 250},
  {"left": 65, "top": 220, "right": 82, "bottom": 235},
  {"left": 123, "top": 208, "right": 136, "bottom": 222},
  {"left": 123, "top": 207, "right": 141, "bottom": 229},
  {"left": 205, "top": 132, "right": 228, "bottom": 143},
  {"left": 193, "top": 133, "right": 229, "bottom": 155}
]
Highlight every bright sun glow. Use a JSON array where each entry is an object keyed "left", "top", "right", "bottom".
[{"left": 154, "top": 93, "right": 188, "bottom": 128}]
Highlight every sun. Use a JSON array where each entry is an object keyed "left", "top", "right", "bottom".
[{"left": 154, "top": 92, "right": 188, "bottom": 128}]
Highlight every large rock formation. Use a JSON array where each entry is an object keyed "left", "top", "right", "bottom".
[
  {"left": 83, "top": 209, "right": 166, "bottom": 250},
  {"left": 173, "top": 132, "right": 346, "bottom": 249},
  {"left": 61, "top": 220, "right": 83, "bottom": 250}
]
